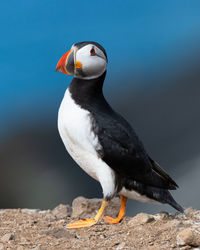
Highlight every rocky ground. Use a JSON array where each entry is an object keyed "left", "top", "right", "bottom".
[{"left": 0, "top": 197, "right": 200, "bottom": 249}]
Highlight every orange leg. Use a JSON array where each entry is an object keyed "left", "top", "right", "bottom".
[
  {"left": 67, "top": 200, "right": 109, "bottom": 229},
  {"left": 104, "top": 195, "right": 127, "bottom": 224}
]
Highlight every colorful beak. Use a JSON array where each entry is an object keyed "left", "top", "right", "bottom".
[{"left": 55, "top": 49, "right": 74, "bottom": 75}]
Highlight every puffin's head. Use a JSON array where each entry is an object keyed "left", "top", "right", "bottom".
[{"left": 56, "top": 41, "right": 107, "bottom": 80}]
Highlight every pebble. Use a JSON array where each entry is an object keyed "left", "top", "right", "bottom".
[
  {"left": 128, "top": 213, "right": 155, "bottom": 226},
  {"left": 46, "top": 228, "right": 74, "bottom": 239},
  {"left": 177, "top": 228, "right": 200, "bottom": 247},
  {"left": 1, "top": 233, "right": 14, "bottom": 242},
  {"left": 31, "top": 246, "right": 45, "bottom": 250},
  {"left": 21, "top": 209, "right": 40, "bottom": 214},
  {"left": 116, "top": 242, "right": 126, "bottom": 250},
  {"left": 16, "top": 247, "right": 26, "bottom": 250},
  {"left": 71, "top": 196, "right": 120, "bottom": 218},
  {"left": 52, "top": 204, "right": 72, "bottom": 219},
  {"left": 184, "top": 207, "right": 196, "bottom": 216},
  {"left": 153, "top": 212, "right": 169, "bottom": 220}
]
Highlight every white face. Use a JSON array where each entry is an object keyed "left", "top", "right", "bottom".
[{"left": 74, "top": 44, "right": 107, "bottom": 80}]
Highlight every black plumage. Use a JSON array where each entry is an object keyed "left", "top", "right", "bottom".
[{"left": 69, "top": 71, "right": 184, "bottom": 213}]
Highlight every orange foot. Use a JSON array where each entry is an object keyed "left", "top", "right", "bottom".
[
  {"left": 104, "top": 195, "right": 127, "bottom": 224},
  {"left": 67, "top": 199, "right": 109, "bottom": 229},
  {"left": 67, "top": 218, "right": 97, "bottom": 229},
  {"left": 104, "top": 215, "right": 122, "bottom": 224}
]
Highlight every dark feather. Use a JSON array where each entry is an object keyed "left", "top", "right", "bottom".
[
  {"left": 69, "top": 73, "right": 179, "bottom": 191},
  {"left": 149, "top": 157, "right": 179, "bottom": 189},
  {"left": 94, "top": 110, "right": 178, "bottom": 190},
  {"left": 121, "top": 177, "right": 183, "bottom": 212}
]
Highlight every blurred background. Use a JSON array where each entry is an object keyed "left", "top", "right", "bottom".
[{"left": 1, "top": 0, "right": 200, "bottom": 215}]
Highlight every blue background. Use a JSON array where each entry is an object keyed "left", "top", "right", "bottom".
[{"left": 1, "top": 1, "right": 200, "bottom": 214}]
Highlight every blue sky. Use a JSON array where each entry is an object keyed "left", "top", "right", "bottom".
[{"left": 1, "top": 0, "right": 200, "bottom": 137}]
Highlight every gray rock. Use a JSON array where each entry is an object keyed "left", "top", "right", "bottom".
[
  {"left": 46, "top": 228, "right": 74, "bottom": 239},
  {"left": 52, "top": 204, "right": 72, "bottom": 219},
  {"left": 44, "top": 211, "right": 56, "bottom": 221},
  {"left": 71, "top": 196, "right": 120, "bottom": 218},
  {"left": 128, "top": 213, "right": 155, "bottom": 226}
]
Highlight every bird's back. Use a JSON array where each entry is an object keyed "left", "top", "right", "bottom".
[{"left": 87, "top": 101, "right": 179, "bottom": 191}]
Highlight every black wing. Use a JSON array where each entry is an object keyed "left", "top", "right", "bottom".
[
  {"left": 95, "top": 111, "right": 178, "bottom": 190},
  {"left": 148, "top": 157, "right": 178, "bottom": 188}
]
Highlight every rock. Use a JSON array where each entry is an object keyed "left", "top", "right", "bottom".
[
  {"left": 71, "top": 196, "right": 120, "bottom": 218},
  {"left": 116, "top": 242, "right": 126, "bottom": 250},
  {"left": 1, "top": 233, "right": 14, "bottom": 242},
  {"left": 177, "top": 228, "right": 200, "bottom": 247},
  {"left": 52, "top": 204, "right": 72, "bottom": 219},
  {"left": 46, "top": 228, "right": 74, "bottom": 239},
  {"left": 44, "top": 211, "right": 56, "bottom": 221},
  {"left": 184, "top": 207, "right": 200, "bottom": 221},
  {"left": 154, "top": 212, "right": 169, "bottom": 220},
  {"left": 184, "top": 207, "right": 196, "bottom": 216},
  {"left": 30, "top": 247, "right": 45, "bottom": 250},
  {"left": 19, "top": 236, "right": 29, "bottom": 245},
  {"left": 21, "top": 209, "right": 40, "bottom": 214},
  {"left": 169, "top": 219, "right": 184, "bottom": 229},
  {"left": 17, "top": 247, "right": 26, "bottom": 250},
  {"left": 128, "top": 213, "right": 155, "bottom": 226},
  {"left": 143, "top": 247, "right": 161, "bottom": 250},
  {"left": 1, "top": 200, "right": 200, "bottom": 249}
]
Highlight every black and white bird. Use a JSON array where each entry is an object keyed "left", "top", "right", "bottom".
[{"left": 56, "top": 41, "right": 184, "bottom": 228}]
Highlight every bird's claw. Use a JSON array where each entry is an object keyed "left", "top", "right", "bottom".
[
  {"left": 67, "top": 218, "right": 97, "bottom": 229},
  {"left": 104, "top": 216, "right": 122, "bottom": 224}
]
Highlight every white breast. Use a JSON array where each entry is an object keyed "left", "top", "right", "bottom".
[{"left": 58, "top": 88, "right": 116, "bottom": 198}]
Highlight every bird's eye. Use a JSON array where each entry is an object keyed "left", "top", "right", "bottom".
[{"left": 90, "top": 48, "right": 96, "bottom": 55}]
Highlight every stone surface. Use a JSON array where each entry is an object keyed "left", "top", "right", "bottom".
[
  {"left": 177, "top": 228, "right": 200, "bottom": 247},
  {"left": 1, "top": 233, "right": 14, "bottom": 242},
  {"left": 16, "top": 247, "right": 26, "bottom": 250},
  {"left": 116, "top": 242, "right": 126, "bottom": 250},
  {"left": 30, "top": 247, "right": 45, "bottom": 250},
  {"left": 21, "top": 209, "right": 40, "bottom": 214},
  {"left": 71, "top": 196, "right": 120, "bottom": 218},
  {"left": 184, "top": 207, "right": 196, "bottom": 216},
  {"left": 52, "top": 204, "right": 72, "bottom": 219},
  {"left": 0, "top": 199, "right": 200, "bottom": 249},
  {"left": 154, "top": 212, "right": 169, "bottom": 220},
  {"left": 128, "top": 213, "right": 155, "bottom": 226},
  {"left": 46, "top": 228, "right": 74, "bottom": 239}
]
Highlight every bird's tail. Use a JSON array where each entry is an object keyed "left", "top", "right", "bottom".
[
  {"left": 166, "top": 191, "right": 184, "bottom": 213},
  {"left": 147, "top": 186, "right": 184, "bottom": 213},
  {"left": 123, "top": 178, "right": 184, "bottom": 213}
]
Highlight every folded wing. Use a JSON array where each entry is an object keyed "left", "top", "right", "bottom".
[{"left": 95, "top": 111, "right": 178, "bottom": 190}]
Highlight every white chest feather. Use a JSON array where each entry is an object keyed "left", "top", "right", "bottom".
[{"left": 58, "top": 89, "right": 116, "bottom": 198}]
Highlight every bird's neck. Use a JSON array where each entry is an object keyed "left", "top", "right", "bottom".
[{"left": 69, "top": 71, "right": 108, "bottom": 108}]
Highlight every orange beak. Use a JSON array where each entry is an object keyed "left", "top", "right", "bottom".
[{"left": 55, "top": 49, "right": 73, "bottom": 75}]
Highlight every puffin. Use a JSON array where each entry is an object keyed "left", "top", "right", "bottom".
[{"left": 56, "top": 41, "right": 184, "bottom": 229}]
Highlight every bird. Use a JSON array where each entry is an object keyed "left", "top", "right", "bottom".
[{"left": 55, "top": 41, "right": 184, "bottom": 229}]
